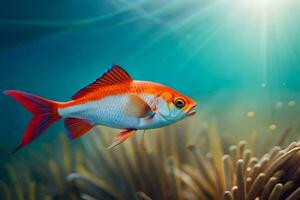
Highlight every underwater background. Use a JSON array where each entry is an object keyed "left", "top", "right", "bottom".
[{"left": 1, "top": 0, "right": 300, "bottom": 199}]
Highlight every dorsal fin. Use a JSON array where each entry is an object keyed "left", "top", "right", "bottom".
[{"left": 72, "top": 65, "right": 132, "bottom": 99}]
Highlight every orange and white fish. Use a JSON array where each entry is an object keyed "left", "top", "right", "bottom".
[{"left": 4, "top": 65, "right": 197, "bottom": 153}]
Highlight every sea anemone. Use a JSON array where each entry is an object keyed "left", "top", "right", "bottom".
[{"left": 1, "top": 120, "right": 300, "bottom": 200}]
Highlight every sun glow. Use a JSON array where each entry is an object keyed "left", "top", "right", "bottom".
[
  {"left": 251, "top": 0, "right": 281, "bottom": 9},
  {"left": 241, "top": 0, "right": 291, "bottom": 17}
]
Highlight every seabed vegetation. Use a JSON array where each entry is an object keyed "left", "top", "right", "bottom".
[{"left": 1, "top": 118, "right": 300, "bottom": 200}]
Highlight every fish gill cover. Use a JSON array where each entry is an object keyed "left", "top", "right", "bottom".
[{"left": 0, "top": 0, "right": 300, "bottom": 199}]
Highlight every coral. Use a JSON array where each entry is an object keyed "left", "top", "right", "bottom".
[
  {"left": 1, "top": 120, "right": 300, "bottom": 200},
  {"left": 222, "top": 142, "right": 300, "bottom": 200}
]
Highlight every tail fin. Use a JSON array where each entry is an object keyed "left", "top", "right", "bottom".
[{"left": 4, "top": 90, "right": 61, "bottom": 153}]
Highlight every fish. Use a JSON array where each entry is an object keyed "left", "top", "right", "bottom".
[{"left": 4, "top": 65, "right": 197, "bottom": 153}]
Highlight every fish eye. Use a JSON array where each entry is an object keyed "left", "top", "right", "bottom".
[{"left": 174, "top": 98, "right": 186, "bottom": 109}]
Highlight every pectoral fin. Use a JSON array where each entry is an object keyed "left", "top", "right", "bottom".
[
  {"left": 106, "top": 129, "right": 136, "bottom": 149},
  {"left": 126, "top": 94, "right": 155, "bottom": 118}
]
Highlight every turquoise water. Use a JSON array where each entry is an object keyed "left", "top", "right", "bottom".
[{"left": 0, "top": 0, "right": 300, "bottom": 194}]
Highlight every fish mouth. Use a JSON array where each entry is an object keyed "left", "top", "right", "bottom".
[{"left": 186, "top": 105, "right": 197, "bottom": 116}]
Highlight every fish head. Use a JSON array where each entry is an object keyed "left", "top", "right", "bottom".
[{"left": 155, "top": 90, "right": 197, "bottom": 122}]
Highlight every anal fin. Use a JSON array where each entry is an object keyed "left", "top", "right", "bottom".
[
  {"left": 106, "top": 129, "right": 136, "bottom": 149},
  {"left": 64, "top": 118, "right": 94, "bottom": 139}
]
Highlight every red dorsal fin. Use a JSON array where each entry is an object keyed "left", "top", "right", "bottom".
[
  {"left": 72, "top": 65, "right": 132, "bottom": 99},
  {"left": 64, "top": 118, "right": 94, "bottom": 139}
]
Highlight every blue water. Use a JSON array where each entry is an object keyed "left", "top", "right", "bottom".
[{"left": 0, "top": 0, "right": 300, "bottom": 176}]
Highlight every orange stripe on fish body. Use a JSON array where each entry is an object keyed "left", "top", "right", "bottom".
[{"left": 4, "top": 65, "right": 197, "bottom": 152}]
